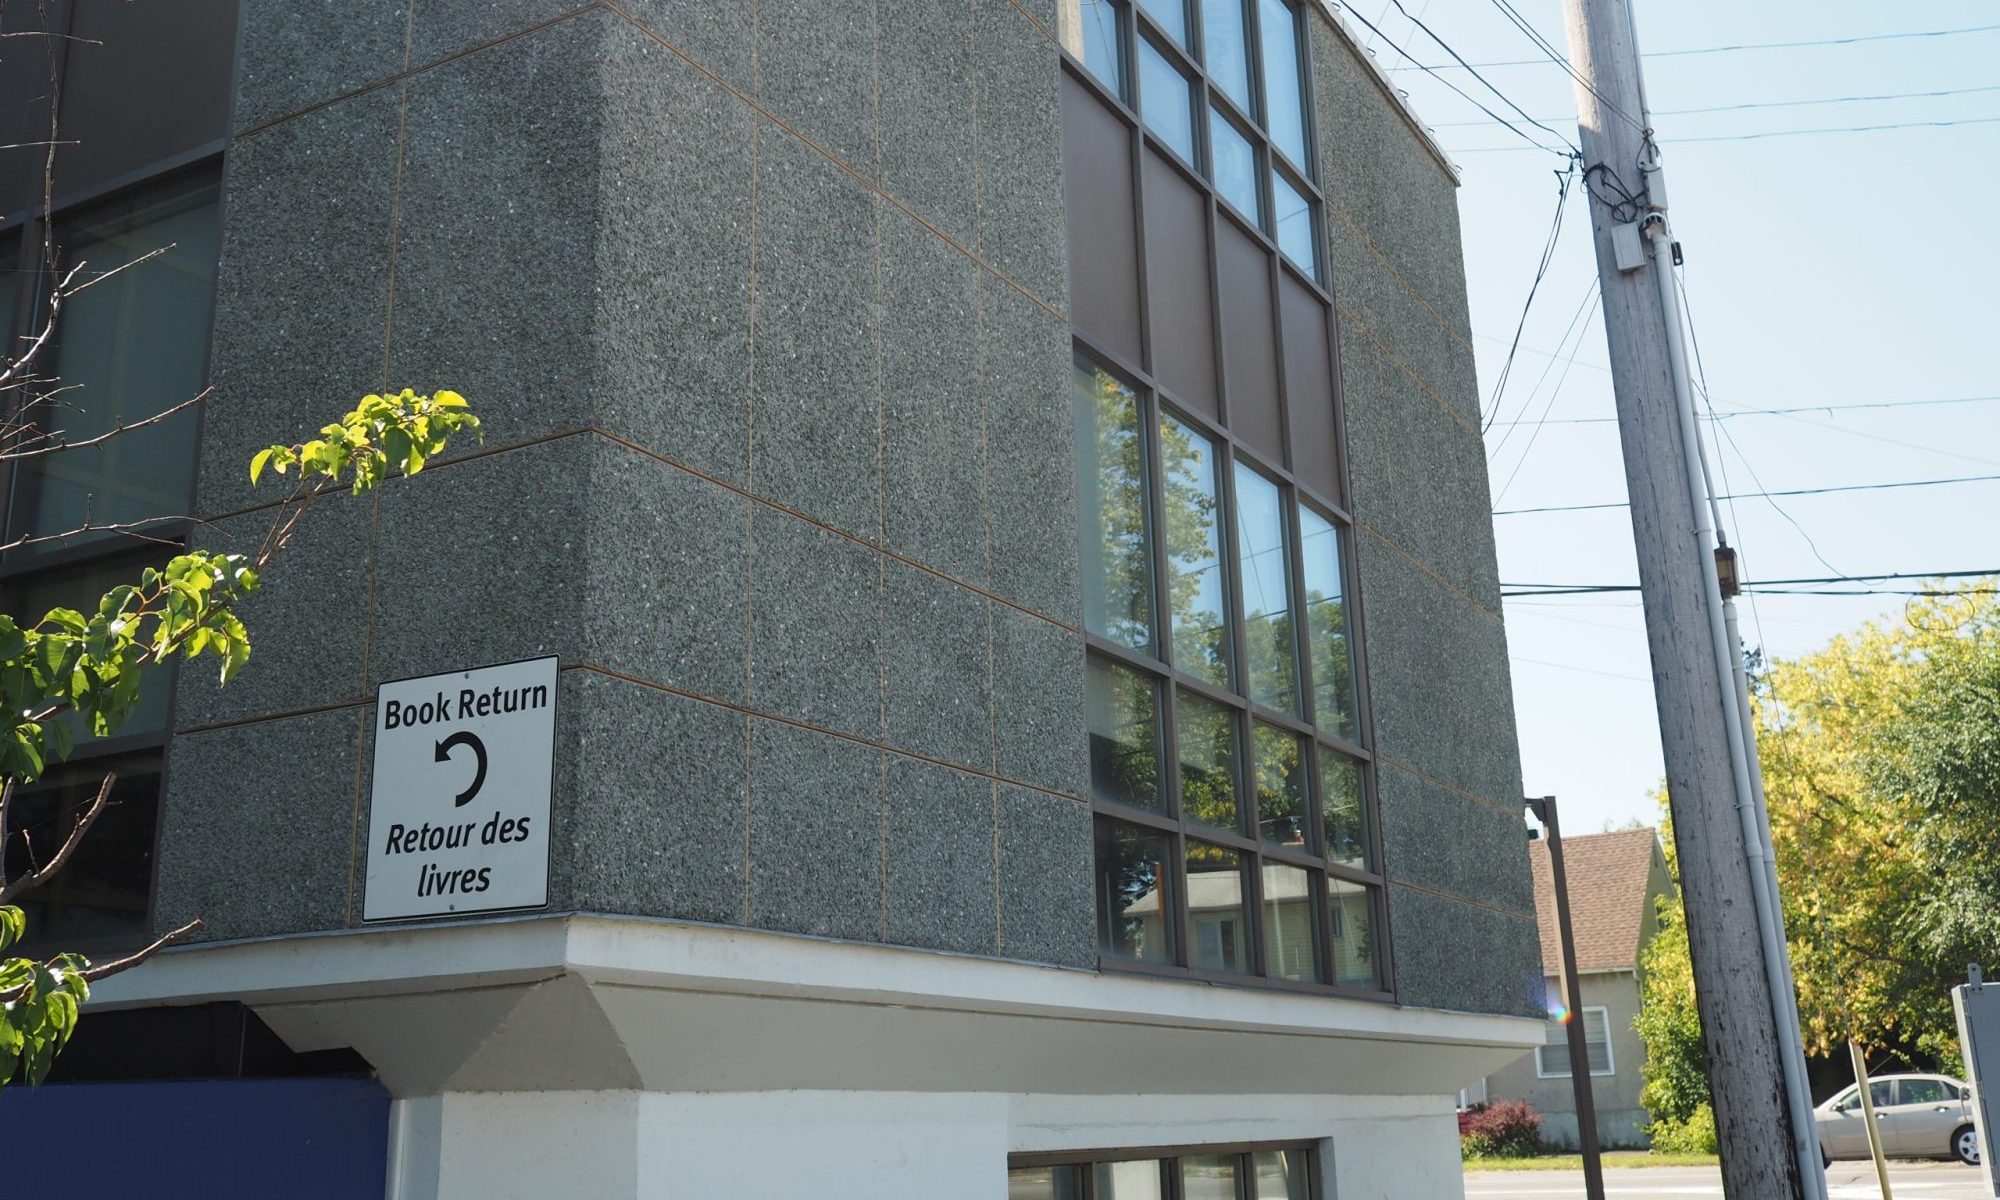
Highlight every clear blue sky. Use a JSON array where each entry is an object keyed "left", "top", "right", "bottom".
[{"left": 1346, "top": 0, "right": 2000, "bottom": 832}]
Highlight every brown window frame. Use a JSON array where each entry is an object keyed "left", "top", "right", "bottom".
[{"left": 1064, "top": 0, "right": 1392, "bottom": 1002}]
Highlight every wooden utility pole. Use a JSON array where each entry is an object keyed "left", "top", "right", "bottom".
[
  {"left": 1557, "top": 0, "right": 1806, "bottom": 1195},
  {"left": 1531, "top": 797, "right": 1606, "bottom": 1200}
]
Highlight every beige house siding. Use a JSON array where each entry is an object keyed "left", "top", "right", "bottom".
[{"left": 1483, "top": 972, "right": 1651, "bottom": 1149}]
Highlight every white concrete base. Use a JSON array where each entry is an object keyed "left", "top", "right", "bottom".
[{"left": 386, "top": 1089, "right": 1469, "bottom": 1200}]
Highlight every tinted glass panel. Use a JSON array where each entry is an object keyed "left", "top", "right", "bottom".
[
  {"left": 1064, "top": 74, "right": 1144, "bottom": 359},
  {"left": 1254, "top": 1149, "right": 1312, "bottom": 1199},
  {"left": 1235, "top": 463, "right": 1299, "bottom": 712},
  {"left": 1160, "top": 414, "right": 1230, "bottom": 684},
  {"left": 1010, "top": 1165, "right": 1085, "bottom": 1199},
  {"left": 1272, "top": 169, "right": 1316, "bottom": 279},
  {"left": 1142, "top": 149, "right": 1217, "bottom": 416},
  {"left": 1328, "top": 878, "right": 1379, "bottom": 988},
  {"left": 1260, "top": 861, "right": 1317, "bottom": 982},
  {"left": 1136, "top": 0, "right": 1187, "bottom": 45},
  {"left": 1902, "top": 1078, "right": 1948, "bottom": 1105},
  {"left": 1181, "top": 1154, "right": 1242, "bottom": 1200},
  {"left": 12, "top": 174, "right": 218, "bottom": 545},
  {"left": 1186, "top": 842, "right": 1249, "bottom": 973},
  {"left": 1095, "top": 1161, "right": 1165, "bottom": 1199},
  {"left": 1176, "top": 688, "right": 1239, "bottom": 833},
  {"left": 1209, "top": 109, "right": 1259, "bottom": 224},
  {"left": 1075, "top": 0, "right": 1127, "bottom": 97},
  {"left": 1095, "top": 818, "right": 1174, "bottom": 963},
  {"left": 1253, "top": 721, "right": 1306, "bottom": 846},
  {"left": 1203, "top": 0, "right": 1253, "bottom": 109},
  {"left": 1075, "top": 356, "right": 1155, "bottom": 651},
  {"left": 1259, "top": 0, "right": 1308, "bottom": 167},
  {"left": 1318, "top": 749, "right": 1367, "bottom": 869},
  {"left": 1299, "top": 507, "right": 1356, "bottom": 739},
  {"left": 3, "top": 755, "right": 159, "bottom": 951},
  {"left": 1088, "top": 654, "right": 1165, "bottom": 813},
  {"left": 1137, "top": 37, "right": 1196, "bottom": 163}
]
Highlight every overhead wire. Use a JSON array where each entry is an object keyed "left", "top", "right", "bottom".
[
  {"left": 1486, "top": 393, "right": 2000, "bottom": 426},
  {"left": 1388, "top": 20, "right": 2000, "bottom": 69},
  {"left": 1494, "top": 472, "right": 2000, "bottom": 515},
  {"left": 1489, "top": 289, "right": 1600, "bottom": 507},
  {"left": 1480, "top": 161, "right": 1580, "bottom": 434},
  {"left": 1428, "top": 82, "right": 2000, "bottom": 128},
  {"left": 1355, "top": 0, "right": 1582, "bottom": 155},
  {"left": 1478, "top": 0, "right": 1644, "bottom": 131},
  {"left": 1503, "top": 568, "right": 2000, "bottom": 597},
  {"left": 1450, "top": 115, "right": 2000, "bottom": 152}
]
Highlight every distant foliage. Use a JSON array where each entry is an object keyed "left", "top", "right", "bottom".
[
  {"left": 1635, "top": 862, "right": 1711, "bottom": 1126},
  {"left": 1646, "top": 1103, "right": 1718, "bottom": 1155},
  {"left": 1459, "top": 1100, "right": 1546, "bottom": 1159}
]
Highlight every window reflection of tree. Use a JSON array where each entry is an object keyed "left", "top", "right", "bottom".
[
  {"left": 1079, "top": 365, "right": 1154, "bottom": 650},
  {"left": 1159, "top": 416, "right": 1231, "bottom": 686}
]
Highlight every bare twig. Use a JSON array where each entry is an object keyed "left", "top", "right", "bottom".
[
  {"left": 0, "top": 388, "right": 208, "bottom": 461},
  {"left": 0, "top": 511, "right": 212, "bottom": 556},
  {"left": 60, "top": 244, "right": 175, "bottom": 298},
  {"left": 0, "top": 777, "right": 13, "bottom": 891},
  {"left": 0, "top": 771, "right": 114, "bottom": 906},
  {"left": 78, "top": 917, "right": 204, "bottom": 982}
]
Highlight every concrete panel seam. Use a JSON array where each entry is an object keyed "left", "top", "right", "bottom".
[
  {"left": 1377, "top": 756, "right": 1520, "bottom": 821},
  {"left": 1388, "top": 879, "right": 1537, "bottom": 925},
  {"left": 1324, "top": 201, "right": 1473, "bottom": 354},
  {"left": 178, "top": 696, "right": 372, "bottom": 738},
  {"left": 1334, "top": 295, "right": 1478, "bottom": 437},
  {"left": 1005, "top": 0, "right": 1054, "bottom": 44},
  {"left": 569, "top": 661, "right": 1085, "bottom": 804},
  {"left": 603, "top": 1, "right": 1065, "bottom": 323},
  {"left": 233, "top": 3, "right": 606, "bottom": 141},
  {"left": 1353, "top": 519, "right": 1502, "bottom": 624}
]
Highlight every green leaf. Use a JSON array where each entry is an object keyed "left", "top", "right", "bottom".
[
  {"left": 249, "top": 446, "right": 274, "bottom": 485},
  {"left": 0, "top": 908, "right": 24, "bottom": 955}
]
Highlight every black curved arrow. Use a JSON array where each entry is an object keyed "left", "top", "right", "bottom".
[{"left": 435, "top": 730, "right": 488, "bottom": 807}]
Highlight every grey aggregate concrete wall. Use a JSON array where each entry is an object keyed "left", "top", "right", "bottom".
[
  {"left": 156, "top": 1, "right": 1091, "bottom": 967},
  {"left": 1308, "top": 12, "right": 1542, "bottom": 1018}
]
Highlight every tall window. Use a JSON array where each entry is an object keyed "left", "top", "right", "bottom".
[
  {"left": 1064, "top": 0, "right": 1384, "bottom": 996},
  {"left": 0, "top": 0, "right": 234, "bottom": 953},
  {"left": 1536, "top": 1006, "right": 1615, "bottom": 1078},
  {"left": 1010, "top": 1144, "right": 1315, "bottom": 1198}
]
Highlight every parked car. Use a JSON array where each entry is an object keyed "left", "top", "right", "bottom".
[{"left": 1814, "top": 1073, "right": 1980, "bottom": 1166}]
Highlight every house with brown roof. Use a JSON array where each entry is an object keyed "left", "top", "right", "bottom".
[{"left": 1469, "top": 827, "right": 1674, "bottom": 1149}]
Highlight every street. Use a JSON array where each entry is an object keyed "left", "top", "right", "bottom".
[{"left": 1464, "top": 1161, "right": 1991, "bottom": 1199}]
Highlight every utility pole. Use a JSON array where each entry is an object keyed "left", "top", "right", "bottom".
[{"left": 1557, "top": 1, "right": 1816, "bottom": 1196}]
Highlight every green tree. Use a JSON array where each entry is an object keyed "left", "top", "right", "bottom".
[{"left": 0, "top": 389, "right": 479, "bottom": 1089}]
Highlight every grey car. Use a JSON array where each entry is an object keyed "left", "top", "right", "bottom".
[{"left": 1815, "top": 1074, "right": 1980, "bottom": 1166}]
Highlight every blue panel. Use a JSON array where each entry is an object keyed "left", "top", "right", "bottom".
[{"left": 0, "top": 1077, "right": 390, "bottom": 1198}]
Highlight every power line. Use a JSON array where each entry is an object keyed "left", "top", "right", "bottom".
[
  {"left": 1503, "top": 568, "right": 2000, "bottom": 597},
  {"left": 1490, "top": 289, "right": 1600, "bottom": 507},
  {"left": 1494, "top": 471, "right": 2000, "bottom": 515},
  {"left": 1450, "top": 115, "right": 2000, "bottom": 153},
  {"left": 1478, "top": 0, "right": 1643, "bottom": 131},
  {"left": 1388, "top": 21, "right": 2000, "bottom": 69},
  {"left": 1481, "top": 164, "right": 1578, "bottom": 434},
  {"left": 1335, "top": 0, "right": 1576, "bottom": 157},
  {"left": 1349, "top": 0, "right": 1581, "bottom": 155},
  {"left": 1485, "top": 393, "right": 2000, "bottom": 426},
  {"left": 1428, "top": 82, "right": 2000, "bottom": 128}
]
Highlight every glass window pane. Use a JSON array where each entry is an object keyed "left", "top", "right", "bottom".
[
  {"left": 1088, "top": 655, "right": 1166, "bottom": 813},
  {"left": 1137, "top": 37, "right": 1196, "bottom": 163},
  {"left": 1299, "top": 507, "right": 1356, "bottom": 739},
  {"left": 1254, "top": 1149, "right": 1312, "bottom": 1200},
  {"left": 1095, "top": 1161, "right": 1166, "bottom": 1200},
  {"left": 1075, "top": 355, "right": 1156, "bottom": 651},
  {"left": 1135, "top": 0, "right": 1187, "bottom": 45},
  {"left": 1318, "top": 750, "right": 1367, "bottom": 869},
  {"left": 3, "top": 754, "right": 159, "bottom": 951},
  {"left": 1253, "top": 721, "right": 1306, "bottom": 846},
  {"left": 1186, "top": 841, "right": 1249, "bottom": 973},
  {"left": 1160, "top": 414, "right": 1231, "bottom": 685},
  {"left": 1209, "top": 109, "right": 1260, "bottom": 225},
  {"left": 1258, "top": 0, "right": 1308, "bottom": 168},
  {"left": 1327, "top": 878, "right": 1380, "bottom": 988},
  {"left": 1095, "top": 818, "right": 1175, "bottom": 963},
  {"left": 12, "top": 175, "right": 218, "bottom": 545},
  {"left": 1010, "top": 1165, "right": 1085, "bottom": 1200},
  {"left": 1903, "top": 1079, "right": 1946, "bottom": 1104},
  {"left": 1072, "top": 0, "right": 1127, "bottom": 98},
  {"left": 1235, "top": 463, "right": 1299, "bottom": 712},
  {"left": 1272, "top": 170, "right": 1317, "bottom": 280},
  {"left": 1176, "top": 688, "right": 1240, "bottom": 833},
  {"left": 1204, "top": 0, "right": 1253, "bottom": 109},
  {"left": 1260, "top": 861, "right": 1317, "bottom": 982},
  {"left": 1181, "top": 1153, "right": 1242, "bottom": 1200}
]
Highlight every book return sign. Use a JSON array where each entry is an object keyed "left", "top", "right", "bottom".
[{"left": 363, "top": 656, "right": 557, "bottom": 921}]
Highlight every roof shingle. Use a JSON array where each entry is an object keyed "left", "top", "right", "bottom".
[{"left": 1529, "top": 826, "right": 1662, "bottom": 975}]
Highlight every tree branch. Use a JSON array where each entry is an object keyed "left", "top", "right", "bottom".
[
  {"left": 0, "top": 388, "right": 207, "bottom": 461},
  {"left": 0, "top": 771, "right": 113, "bottom": 906},
  {"left": 0, "top": 512, "right": 211, "bottom": 556},
  {"left": 78, "top": 917, "right": 204, "bottom": 983}
]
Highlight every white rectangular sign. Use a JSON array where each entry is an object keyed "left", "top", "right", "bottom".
[{"left": 363, "top": 656, "right": 557, "bottom": 921}]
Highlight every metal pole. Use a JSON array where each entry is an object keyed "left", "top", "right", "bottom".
[
  {"left": 1850, "top": 1041, "right": 1896, "bottom": 1200},
  {"left": 1532, "top": 796, "right": 1605, "bottom": 1200},
  {"left": 1557, "top": 0, "right": 1805, "bottom": 1193}
]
